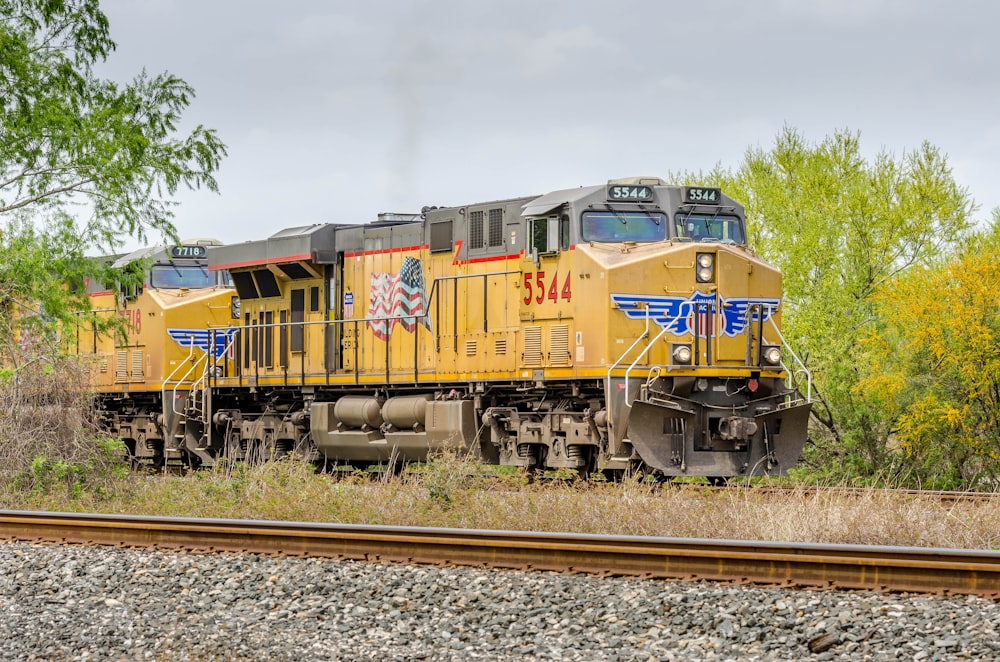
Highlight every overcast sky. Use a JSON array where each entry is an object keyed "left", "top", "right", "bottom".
[{"left": 96, "top": 0, "right": 1000, "bottom": 248}]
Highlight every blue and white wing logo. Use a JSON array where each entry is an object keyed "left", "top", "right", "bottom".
[
  {"left": 611, "top": 293, "right": 692, "bottom": 335},
  {"left": 167, "top": 328, "right": 239, "bottom": 359},
  {"left": 719, "top": 298, "right": 780, "bottom": 337},
  {"left": 612, "top": 293, "right": 779, "bottom": 338},
  {"left": 611, "top": 293, "right": 716, "bottom": 336}
]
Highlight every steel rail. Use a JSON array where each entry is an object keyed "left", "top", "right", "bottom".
[{"left": 0, "top": 510, "right": 997, "bottom": 598}]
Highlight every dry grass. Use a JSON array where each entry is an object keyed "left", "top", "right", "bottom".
[
  {"left": 3, "top": 453, "right": 998, "bottom": 551},
  {"left": 0, "top": 348, "right": 125, "bottom": 497}
]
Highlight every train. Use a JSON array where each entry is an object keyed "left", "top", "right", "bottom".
[
  {"left": 75, "top": 177, "right": 812, "bottom": 479},
  {"left": 75, "top": 240, "right": 237, "bottom": 466}
]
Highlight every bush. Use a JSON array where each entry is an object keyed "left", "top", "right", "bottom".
[{"left": 0, "top": 342, "right": 128, "bottom": 498}]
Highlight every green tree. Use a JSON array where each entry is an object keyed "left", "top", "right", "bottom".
[
  {"left": 0, "top": 0, "right": 226, "bottom": 338},
  {"left": 857, "top": 211, "right": 1000, "bottom": 489},
  {"left": 693, "top": 128, "right": 975, "bottom": 481},
  {"left": 0, "top": 0, "right": 222, "bottom": 490}
]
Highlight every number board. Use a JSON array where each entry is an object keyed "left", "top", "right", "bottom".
[
  {"left": 607, "top": 184, "right": 654, "bottom": 201},
  {"left": 170, "top": 245, "right": 207, "bottom": 259},
  {"left": 684, "top": 187, "right": 722, "bottom": 205}
]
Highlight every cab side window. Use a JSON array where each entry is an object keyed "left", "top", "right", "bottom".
[{"left": 528, "top": 216, "right": 560, "bottom": 257}]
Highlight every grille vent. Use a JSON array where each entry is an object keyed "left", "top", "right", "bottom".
[
  {"left": 494, "top": 337, "right": 507, "bottom": 356},
  {"left": 115, "top": 351, "right": 128, "bottom": 382},
  {"left": 549, "top": 325, "right": 571, "bottom": 366},
  {"left": 469, "top": 210, "right": 484, "bottom": 249},
  {"left": 522, "top": 326, "right": 542, "bottom": 367},
  {"left": 131, "top": 351, "right": 144, "bottom": 382},
  {"left": 464, "top": 339, "right": 478, "bottom": 357},
  {"left": 488, "top": 208, "right": 503, "bottom": 247}
]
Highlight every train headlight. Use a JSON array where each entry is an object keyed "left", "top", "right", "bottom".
[
  {"left": 672, "top": 343, "right": 692, "bottom": 365},
  {"left": 696, "top": 253, "right": 714, "bottom": 283},
  {"left": 762, "top": 345, "right": 782, "bottom": 366}
]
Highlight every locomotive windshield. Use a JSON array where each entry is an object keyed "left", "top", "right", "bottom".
[
  {"left": 673, "top": 213, "right": 745, "bottom": 244},
  {"left": 581, "top": 210, "right": 667, "bottom": 243},
  {"left": 150, "top": 264, "right": 214, "bottom": 289}
]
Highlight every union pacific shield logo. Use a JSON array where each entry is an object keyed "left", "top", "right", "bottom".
[
  {"left": 610, "top": 293, "right": 779, "bottom": 337},
  {"left": 167, "top": 328, "right": 239, "bottom": 358}
]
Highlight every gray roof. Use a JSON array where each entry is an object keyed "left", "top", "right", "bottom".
[
  {"left": 209, "top": 224, "right": 339, "bottom": 269},
  {"left": 521, "top": 184, "right": 604, "bottom": 217},
  {"left": 111, "top": 238, "right": 222, "bottom": 268}
]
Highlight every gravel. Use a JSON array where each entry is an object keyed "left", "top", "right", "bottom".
[{"left": 0, "top": 541, "right": 996, "bottom": 660}]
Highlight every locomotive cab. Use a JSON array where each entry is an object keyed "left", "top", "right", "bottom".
[
  {"left": 76, "top": 240, "right": 237, "bottom": 467},
  {"left": 499, "top": 177, "right": 811, "bottom": 478}
]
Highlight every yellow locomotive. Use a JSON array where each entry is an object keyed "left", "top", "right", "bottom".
[
  {"left": 194, "top": 177, "right": 811, "bottom": 479},
  {"left": 74, "top": 241, "right": 237, "bottom": 466}
]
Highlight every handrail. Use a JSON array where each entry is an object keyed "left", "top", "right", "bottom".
[
  {"left": 767, "top": 317, "right": 812, "bottom": 401},
  {"left": 231, "top": 314, "right": 433, "bottom": 386},
  {"left": 162, "top": 337, "right": 199, "bottom": 415},
  {"left": 161, "top": 329, "right": 237, "bottom": 417},
  {"left": 170, "top": 353, "right": 208, "bottom": 416},
  {"left": 190, "top": 329, "right": 240, "bottom": 400},
  {"left": 603, "top": 302, "right": 812, "bottom": 424},
  {"left": 424, "top": 269, "right": 521, "bottom": 307},
  {"left": 426, "top": 269, "right": 519, "bottom": 352},
  {"left": 623, "top": 325, "right": 671, "bottom": 408},
  {"left": 217, "top": 302, "right": 812, "bottom": 406},
  {"left": 605, "top": 307, "right": 651, "bottom": 432}
]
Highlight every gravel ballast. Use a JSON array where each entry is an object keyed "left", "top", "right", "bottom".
[{"left": 0, "top": 541, "right": 997, "bottom": 660}]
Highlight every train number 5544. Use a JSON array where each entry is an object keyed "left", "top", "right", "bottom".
[{"left": 522, "top": 271, "right": 572, "bottom": 305}]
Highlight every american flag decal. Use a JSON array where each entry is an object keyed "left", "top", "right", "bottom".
[
  {"left": 343, "top": 291, "right": 354, "bottom": 319},
  {"left": 367, "top": 256, "right": 432, "bottom": 341}
]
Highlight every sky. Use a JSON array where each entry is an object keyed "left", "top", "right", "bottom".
[{"left": 95, "top": 0, "right": 1000, "bottom": 249}]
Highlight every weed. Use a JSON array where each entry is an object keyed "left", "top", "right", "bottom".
[{"left": 0, "top": 340, "right": 996, "bottom": 547}]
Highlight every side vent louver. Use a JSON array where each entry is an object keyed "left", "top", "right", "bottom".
[
  {"left": 488, "top": 208, "right": 503, "bottom": 246},
  {"left": 131, "top": 350, "right": 144, "bottom": 382},
  {"left": 115, "top": 351, "right": 128, "bottom": 382},
  {"left": 522, "top": 326, "right": 542, "bottom": 367},
  {"left": 469, "top": 210, "right": 484, "bottom": 249},
  {"left": 549, "top": 325, "right": 571, "bottom": 366}
]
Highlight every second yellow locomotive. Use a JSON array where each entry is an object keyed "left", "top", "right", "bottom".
[
  {"left": 75, "top": 241, "right": 236, "bottom": 467},
  {"left": 190, "top": 177, "right": 810, "bottom": 479}
]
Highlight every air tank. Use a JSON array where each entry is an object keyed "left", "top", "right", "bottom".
[
  {"left": 381, "top": 394, "right": 432, "bottom": 430},
  {"left": 333, "top": 396, "right": 383, "bottom": 430}
]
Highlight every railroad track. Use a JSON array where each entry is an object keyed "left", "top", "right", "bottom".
[{"left": 0, "top": 510, "right": 997, "bottom": 598}]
